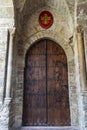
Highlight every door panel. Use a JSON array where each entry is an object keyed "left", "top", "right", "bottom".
[
  {"left": 22, "top": 39, "right": 70, "bottom": 126},
  {"left": 23, "top": 40, "right": 47, "bottom": 126},
  {"left": 47, "top": 40, "right": 70, "bottom": 126}
]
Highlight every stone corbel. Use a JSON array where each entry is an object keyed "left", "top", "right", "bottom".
[{"left": 77, "top": 25, "right": 87, "bottom": 91}]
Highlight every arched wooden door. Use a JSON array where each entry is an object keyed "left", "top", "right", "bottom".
[{"left": 22, "top": 39, "right": 71, "bottom": 126}]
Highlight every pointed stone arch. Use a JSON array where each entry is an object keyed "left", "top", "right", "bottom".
[{"left": 13, "top": 0, "right": 79, "bottom": 129}]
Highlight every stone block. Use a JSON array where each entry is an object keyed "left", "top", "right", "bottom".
[
  {"left": 84, "top": 33, "right": 87, "bottom": 41},
  {"left": 0, "top": 0, "right": 13, "bottom": 6},
  {"left": 84, "top": 121, "right": 87, "bottom": 127},
  {"left": 84, "top": 27, "right": 87, "bottom": 34},
  {"left": 0, "top": 7, "right": 14, "bottom": 18},
  {"left": 77, "top": 2, "right": 87, "bottom": 17},
  {"left": 77, "top": 18, "right": 87, "bottom": 26},
  {"left": 0, "top": 18, "right": 14, "bottom": 28},
  {"left": 78, "top": 0, "right": 87, "bottom": 3},
  {"left": 0, "top": 28, "right": 8, "bottom": 42},
  {"left": 83, "top": 96, "right": 87, "bottom": 105}
]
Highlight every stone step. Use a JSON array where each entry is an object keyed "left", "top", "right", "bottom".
[{"left": 21, "top": 126, "right": 79, "bottom": 130}]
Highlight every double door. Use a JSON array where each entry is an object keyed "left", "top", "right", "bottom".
[{"left": 22, "top": 39, "right": 70, "bottom": 126}]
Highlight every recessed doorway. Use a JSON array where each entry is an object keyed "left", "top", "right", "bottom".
[{"left": 22, "top": 39, "right": 71, "bottom": 126}]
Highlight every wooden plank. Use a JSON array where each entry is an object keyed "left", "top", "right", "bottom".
[
  {"left": 47, "top": 40, "right": 70, "bottom": 126},
  {"left": 22, "top": 40, "right": 47, "bottom": 126}
]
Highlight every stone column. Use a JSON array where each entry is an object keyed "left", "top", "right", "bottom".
[
  {"left": 77, "top": 25, "right": 87, "bottom": 91},
  {"left": 3, "top": 28, "right": 15, "bottom": 130},
  {"left": 5, "top": 28, "right": 15, "bottom": 100}
]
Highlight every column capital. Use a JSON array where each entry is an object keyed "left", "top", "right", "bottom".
[
  {"left": 8, "top": 27, "right": 16, "bottom": 36},
  {"left": 77, "top": 25, "right": 84, "bottom": 34}
]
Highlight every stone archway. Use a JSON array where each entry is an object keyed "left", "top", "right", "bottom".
[{"left": 13, "top": 1, "right": 79, "bottom": 129}]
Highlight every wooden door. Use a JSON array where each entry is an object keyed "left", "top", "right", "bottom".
[
  {"left": 22, "top": 40, "right": 47, "bottom": 126},
  {"left": 47, "top": 40, "right": 70, "bottom": 126},
  {"left": 22, "top": 39, "right": 70, "bottom": 126}
]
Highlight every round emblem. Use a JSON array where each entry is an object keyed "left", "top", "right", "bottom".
[{"left": 39, "top": 10, "right": 53, "bottom": 29}]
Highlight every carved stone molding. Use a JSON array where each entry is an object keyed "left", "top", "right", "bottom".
[
  {"left": 77, "top": 25, "right": 87, "bottom": 91},
  {"left": 77, "top": 25, "right": 84, "bottom": 34}
]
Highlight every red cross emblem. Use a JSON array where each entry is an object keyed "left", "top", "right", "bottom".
[{"left": 39, "top": 11, "right": 53, "bottom": 29}]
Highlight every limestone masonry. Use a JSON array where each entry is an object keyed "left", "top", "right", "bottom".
[{"left": 0, "top": 0, "right": 87, "bottom": 130}]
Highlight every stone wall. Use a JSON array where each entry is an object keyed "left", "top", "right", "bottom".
[
  {"left": 76, "top": 0, "right": 87, "bottom": 129},
  {"left": 0, "top": 0, "right": 14, "bottom": 130},
  {"left": 0, "top": 0, "right": 14, "bottom": 104},
  {"left": 0, "top": 0, "right": 87, "bottom": 130}
]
